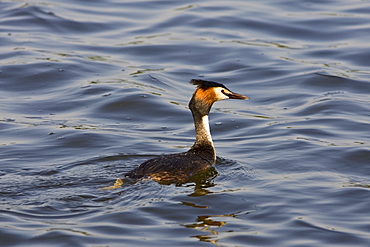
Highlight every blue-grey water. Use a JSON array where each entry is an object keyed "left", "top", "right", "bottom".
[{"left": 1, "top": 0, "right": 370, "bottom": 246}]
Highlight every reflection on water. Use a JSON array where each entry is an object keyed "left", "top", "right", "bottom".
[
  {"left": 184, "top": 209, "right": 256, "bottom": 245},
  {"left": 1, "top": 0, "right": 370, "bottom": 246}
]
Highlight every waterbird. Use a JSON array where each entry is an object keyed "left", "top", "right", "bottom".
[{"left": 125, "top": 79, "right": 249, "bottom": 184}]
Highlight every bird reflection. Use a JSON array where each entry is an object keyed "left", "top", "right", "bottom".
[
  {"left": 183, "top": 214, "right": 231, "bottom": 246},
  {"left": 182, "top": 208, "right": 254, "bottom": 246}
]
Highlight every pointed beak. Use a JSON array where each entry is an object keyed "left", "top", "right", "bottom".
[{"left": 227, "top": 91, "right": 249, "bottom": 100}]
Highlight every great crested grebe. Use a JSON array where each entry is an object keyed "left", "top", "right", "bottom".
[{"left": 125, "top": 79, "right": 249, "bottom": 184}]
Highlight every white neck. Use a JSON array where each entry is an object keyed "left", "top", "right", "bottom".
[
  {"left": 201, "top": 115, "right": 212, "bottom": 141},
  {"left": 194, "top": 115, "right": 214, "bottom": 148}
]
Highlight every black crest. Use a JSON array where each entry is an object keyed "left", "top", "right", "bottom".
[{"left": 190, "top": 79, "right": 227, "bottom": 90}]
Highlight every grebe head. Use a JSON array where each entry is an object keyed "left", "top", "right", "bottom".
[{"left": 189, "top": 79, "right": 249, "bottom": 115}]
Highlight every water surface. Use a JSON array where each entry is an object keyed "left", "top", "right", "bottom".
[{"left": 1, "top": 0, "right": 370, "bottom": 246}]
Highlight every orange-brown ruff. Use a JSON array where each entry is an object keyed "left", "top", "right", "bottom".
[{"left": 125, "top": 79, "right": 249, "bottom": 184}]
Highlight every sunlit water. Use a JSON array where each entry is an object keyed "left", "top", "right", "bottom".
[{"left": 1, "top": 0, "right": 370, "bottom": 246}]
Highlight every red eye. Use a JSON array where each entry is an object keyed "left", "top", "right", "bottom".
[{"left": 221, "top": 89, "right": 231, "bottom": 97}]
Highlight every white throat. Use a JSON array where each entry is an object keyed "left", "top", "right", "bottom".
[
  {"left": 196, "top": 115, "right": 213, "bottom": 146},
  {"left": 202, "top": 115, "right": 211, "bottom": 139}
]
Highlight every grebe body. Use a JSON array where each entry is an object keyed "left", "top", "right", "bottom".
[{"left": 125, "top": 79, "right": 248, "bottom": 184}]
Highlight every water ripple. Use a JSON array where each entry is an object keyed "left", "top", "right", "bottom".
[{"left": 1, "top": 0, "right": 370, "bottom": 246}]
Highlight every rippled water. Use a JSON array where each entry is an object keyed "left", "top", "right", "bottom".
[{"left": 1, "top": 0, "right": 370, "bottom": 246}]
